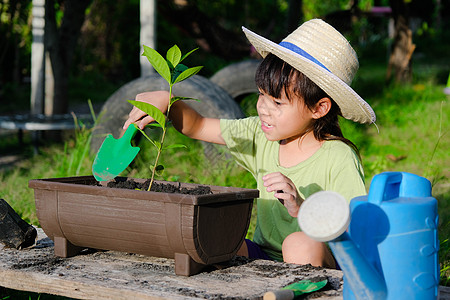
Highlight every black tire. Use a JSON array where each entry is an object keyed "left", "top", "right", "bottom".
[
  {"left": 90, "top": 74, "right": 244, "bottom": 158},
  {"left": 210, "top": 60, "right": 260, "bottom": 99}
]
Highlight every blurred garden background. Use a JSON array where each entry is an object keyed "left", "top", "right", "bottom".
[{"left": 0, "top": 0, "right": 449, "bottom": 291}]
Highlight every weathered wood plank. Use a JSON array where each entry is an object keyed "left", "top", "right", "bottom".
[
  {"left": 3, "top": 228, "right": 447, "bottom": 300},
  {"left": 0, "top": 269, "right": 167, "bottom": 300},
  {"left": 440, "top": 286, "right": 450, "bottom": 300},
  {"left": 0, "top": 228, "right": 344, "bottom": 299}
]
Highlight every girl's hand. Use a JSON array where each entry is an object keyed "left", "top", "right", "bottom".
[
  {"left": 262, "top": 172, "right": 303, "bottom": 217},
  {"left": 123, "top": 91, "right": 171, "bottom": 130}
]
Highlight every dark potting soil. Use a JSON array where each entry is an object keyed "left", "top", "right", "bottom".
[{"left": 106, "top": 178, "right": 213, "bottom": 195}]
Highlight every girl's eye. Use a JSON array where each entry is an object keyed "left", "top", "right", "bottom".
[{"left": 274, "top": 100, "right": 282, "bottom": 106}]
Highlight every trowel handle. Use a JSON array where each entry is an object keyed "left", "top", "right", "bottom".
[
  {"left": 368, "top": 172, "right": 432, "bottom": 205},
  {"left": 122, "top": 124, "right": 139, "bottom": 142},
  {"left": 263, "top": 289, "right": 294, "bottom": 300}
]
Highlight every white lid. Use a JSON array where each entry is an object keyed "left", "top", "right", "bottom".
[{"left": 298, "top": 191, "right": 350, "bottom": 242}]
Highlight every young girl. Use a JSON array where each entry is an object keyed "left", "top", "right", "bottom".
[{"left": 123, "top": 19, "right": 376, "bottom": 269}]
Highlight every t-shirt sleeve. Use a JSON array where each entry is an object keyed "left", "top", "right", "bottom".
[
  {"left": 220, "top": 117, "right": 260, "bottom": 176},
  {"left": 328, "top": 145, "right": 367, "bottom": 201}
]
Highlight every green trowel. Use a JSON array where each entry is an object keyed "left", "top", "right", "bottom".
[
  {"left": 263, "top": 279, "right": 328, "bottom": 300},
  {"left": 92, "top": 125, "right": 140, "bottom": 181}
]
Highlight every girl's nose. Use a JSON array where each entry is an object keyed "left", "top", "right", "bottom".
[{"left": 257, "top": 96, "right": 269, "bottom": 115}]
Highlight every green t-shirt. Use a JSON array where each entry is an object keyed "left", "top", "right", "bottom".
[{"left": 220, "top": 116, "right": 366, "bottom": 261}]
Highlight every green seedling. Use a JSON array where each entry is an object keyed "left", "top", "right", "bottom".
[{"left": 128, "top": 45, "right": 203, "bottom": 191}]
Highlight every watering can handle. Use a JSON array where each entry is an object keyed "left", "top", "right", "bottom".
[{"left": 368, "top": 172, "right": 432, "bottom": 205}]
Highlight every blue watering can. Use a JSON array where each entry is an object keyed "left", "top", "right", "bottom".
[{"left": 298, "top": 172, "right": 440, "bottom": 300}]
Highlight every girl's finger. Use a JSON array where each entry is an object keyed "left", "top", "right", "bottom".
[
  {"left": 262, "top": 174, "right": 285, "bottom": 187},
  {"left": 262, "top": 172, "right": 283, "bottom": 181},
  {"left": 267, "top": 181, "right": 295, "bottom": 193},
  {"left": 274, "top": 191, "right": 290, "bottom": 200},
  {"left": 138, "top": 115, "right": 155, "bottom": 129},
  {"left": 124, "top": 109, "right": 146, "bottom": 129}
]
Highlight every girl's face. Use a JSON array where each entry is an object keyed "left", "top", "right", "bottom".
[{"left": 256, "top": 89, "right": 315, "bottom": 143}]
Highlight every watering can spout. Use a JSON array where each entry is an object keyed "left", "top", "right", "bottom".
[
  {"left": 298, "top": 191, "right": 387, "bottom": 300},
  {"left": 329, "top": 233, "right": 387, "bottom": 300}
]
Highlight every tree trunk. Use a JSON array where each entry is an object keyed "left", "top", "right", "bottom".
[
  {"left": 387, "top": 0, "right": 415, "bottom": 83},
  {"left": 45, "top": 0, "right": 93, "bottom": 115},
  {"left": 140, "top": 0, "right": 157, "bottom": 77},
  {"left": 286, "top": 0, "right": 303, "bottom": 33}
]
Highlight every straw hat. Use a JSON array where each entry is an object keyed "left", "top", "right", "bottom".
[{"left": 242, "top": 19, "right": 376, "bottom": 124}]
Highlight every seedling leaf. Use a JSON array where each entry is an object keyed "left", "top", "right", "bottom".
[
  {"left": 166, "top": 45, "right": 182, "bottom": 68},
  {"left": 173, "top": 66, "right": 203, "bottom": 84},
  {"left": 180, "top": 48, "right": 199, "bottom": 62},
  {"left": 142, "top": 45, "right": 171, "bottom": 83},
  {"left": 145, "top": 123, "right": 162, "bottom": 129},
  {"left": 172, "top": 96, "right": 196, "bottom": 101},
  {"left": 170, "top": 96, "right": 199, "bottom": 105},
  {"left": 164, "top": 144, "right": 187, "bottom": 150},
  {"left": 128, "top": 100, "right": 166, "bottom": 130},
  {"left": 172, "top": 64, "right": 188, "bottom": 83},
  {"left": 166, "top": 60, "right": 174, "bottom": 71},
  {"left": 155, "top": 164, "right": 165, "bottom": 176}
]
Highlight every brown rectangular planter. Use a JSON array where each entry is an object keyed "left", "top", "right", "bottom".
[{"left": 28, "top": 176, "right": 258, "bottom": 276}]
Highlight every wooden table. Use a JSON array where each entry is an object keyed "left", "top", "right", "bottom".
[
  {"left": 0, "top": 228, "right": 345, "bottom": 300},
  {"left": 1, "top": 229, "right": 449, "bottom": 300}
]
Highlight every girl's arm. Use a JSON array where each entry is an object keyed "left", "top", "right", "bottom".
[{"left": 123, "top": 91, "right": 226, "bottom": 145}]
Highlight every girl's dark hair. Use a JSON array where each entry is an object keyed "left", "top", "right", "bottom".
[{"left": 255, "top": 53, "right": 359, "bottom": 155}]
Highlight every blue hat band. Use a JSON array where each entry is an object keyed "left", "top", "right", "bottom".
[{"left": 279, "top": 41, "right": 330, "bottom": 72}]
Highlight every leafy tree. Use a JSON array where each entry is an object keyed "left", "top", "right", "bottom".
[
  {"left": 0, "top": 0, "right": 32, "bottom": 85},
  {"left": 2, "top": 0, "right": 449, "bottom": 116},
  {"left": 74, "top": 0, "right": 140, "bottom": 80}
]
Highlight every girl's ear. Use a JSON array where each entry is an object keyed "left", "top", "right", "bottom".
[{"left": 312, "top": 97, "right": 332, "bottom": 119}]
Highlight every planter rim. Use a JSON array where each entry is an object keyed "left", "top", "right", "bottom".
[{"left": 29, "top": 176, "right": 259, "bottom": 206}]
